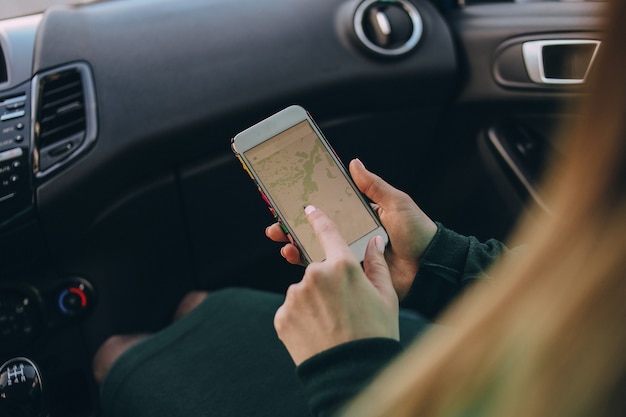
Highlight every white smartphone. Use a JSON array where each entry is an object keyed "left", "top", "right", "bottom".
[{"left": 231, "top": 105, "right": 388, "bottom": 264}]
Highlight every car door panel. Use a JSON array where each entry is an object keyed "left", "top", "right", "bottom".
[{"left": 443, "top": 2, "right": 605, "bottom": 217}]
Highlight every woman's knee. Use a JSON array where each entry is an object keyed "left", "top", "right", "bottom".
[
  {"left": 92, "top": 333, "right": 149, "bottom": 384},
  {"left": 92, "top": 291, "right": 210, "bottom": 384},
  {"left": 173, "top": 290, "right": 210, "bottom": 320}
]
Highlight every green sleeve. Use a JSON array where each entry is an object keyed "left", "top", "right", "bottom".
[
  {"left": 295, "top": 225, "right": 508, "bottom": 417},
  {"left": 401, "top": 222, "right": 508, "bottom": 319},
  {"left": 296, "top": 338, "right": 402, "bottom": 417}
]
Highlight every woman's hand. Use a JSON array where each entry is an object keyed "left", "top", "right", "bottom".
[
  {"left": 266, "top": 159, "right": 437, "bottom": 300},
  {"left": 274, "top": 205, "right": 399, "bottom": 366}
]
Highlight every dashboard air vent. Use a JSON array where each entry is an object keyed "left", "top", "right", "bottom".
[
  {"left": 33, "top": 63, "right": 97, "bottom": 176},
  {"left": 37, "top": 69, "right": 85, "bottom": 148}
]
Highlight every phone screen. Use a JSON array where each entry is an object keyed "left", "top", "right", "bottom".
[{"left": 243, "top": 120, "right": 378, "bottom": 262}]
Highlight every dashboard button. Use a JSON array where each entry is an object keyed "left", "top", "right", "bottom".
[
  {"left": 0, "top": 148, "right": 22, "bottom": 163},
  {"left": 5, "top": 101, "right": 25, "bottom": 110},
  {"left": 0, "top": 111, "right": 25, "bottom": 122},
  {"left": 0, "top": 289, "right": 41, "bottom": 350}
]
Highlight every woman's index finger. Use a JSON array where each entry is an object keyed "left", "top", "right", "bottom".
[{"left": 304, "top": 205, "right": 353, "bottom": 261}]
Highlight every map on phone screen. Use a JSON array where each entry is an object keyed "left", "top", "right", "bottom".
[{"left": 244, "top": 120, "right": 378, "bottom": 262}]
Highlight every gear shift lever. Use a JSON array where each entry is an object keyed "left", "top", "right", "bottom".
[{"left": 0, "top": 357, "right": 46, "bottom": 417}]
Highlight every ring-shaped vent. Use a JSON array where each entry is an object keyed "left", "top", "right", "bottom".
[{"left": 353, "top": 0, "right": 423, "bottom": 57}]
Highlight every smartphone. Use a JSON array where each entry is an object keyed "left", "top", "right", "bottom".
[{"left": 231, "top": 105, "right": 388, "bottom": 264}]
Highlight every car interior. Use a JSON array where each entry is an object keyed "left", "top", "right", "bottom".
[{"left": 0, "top": 0, "right": 606, "bottom": 415}]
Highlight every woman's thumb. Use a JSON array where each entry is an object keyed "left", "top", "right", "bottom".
[
  {"left": 350, "top": 159, "right": 394, "bottom": 206},
  {"left": 363, "top": 235, "right": 396, "bottom": 302}
]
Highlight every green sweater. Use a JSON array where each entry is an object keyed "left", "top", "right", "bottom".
[{"left": 100, "top": 223, "right": 506, "bottom": 417}]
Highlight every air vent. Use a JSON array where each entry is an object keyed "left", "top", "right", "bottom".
[
  {"left": 33, "top": 63, "right": 97, "bottom": 176},
  {"left": 353, "top": 0, "right": 423, "bottom": 57}
]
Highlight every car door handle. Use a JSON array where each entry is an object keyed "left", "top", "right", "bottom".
[{"left": 522, "top": 39, "right": 600, "bottom": 85}]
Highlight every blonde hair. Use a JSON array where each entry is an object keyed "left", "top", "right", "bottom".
[{"left": 343, "top": 1, "right": 626, "bottom": 416}]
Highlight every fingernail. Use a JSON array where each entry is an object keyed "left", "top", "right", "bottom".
[
  {"left": 374, "top": 235, "right": 385, "bottom": 253},
  {"left": 304, "top": 205, "right": 317, "bottom": 215},
  {"left": 354, "top": 158, "right": 365, "bottom": 169}
]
